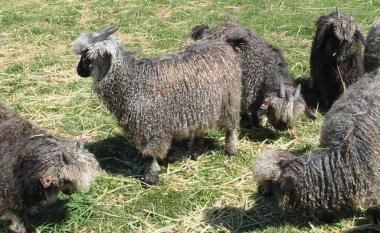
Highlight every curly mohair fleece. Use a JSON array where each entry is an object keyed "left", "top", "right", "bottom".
[
  {"left": 0, "top": 105, "right": 99, "bottom": 232},
  {"left": 254, "top": 72, "right": 380, "bottom": 220},
  {"left": 74, "top": 28, "right": 242, "bottom": 184},
  {"left": 364, "top": 19, "right": 380, "bottom": 73},
  {"left": 310, "top": 11, "right": 365, "bottom": 112},
  {"left": 191, "top": 20, "right": 307, "bottom": 129}
]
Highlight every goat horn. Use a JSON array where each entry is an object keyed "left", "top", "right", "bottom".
[
  {"left": 293, "top": 84, "right": 301, "bottom": 98},
  {"left": 93, "top": 24, "right": 119, "bottom": 42},
  {"left": 61, "top": 151, "right": 77, "bottom": 165},
  {"left": 77, "top": 136, "right": 85, "bottom": 150},
  {"left": 279, "top": 75, "right": 285, "bottom": 98},
  {"left": 335, "top": 7, "right": 341, "bottom": 19},
  {"left": 305, "top": 108, "right": 317, "bottom": 120}
]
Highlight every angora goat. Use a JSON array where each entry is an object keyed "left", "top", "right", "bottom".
[
  {"left": 254, "top": 72, "right": 380, "bottom": 223},
  {"left": 191, "top": 20, "right": 312, "bottom": 130},
  {"left": 0, "top": 105, "right": 99, "bottom": 233},
  {"left": 73, "top": 26, "right": 242, "bottom": 185},
  {"left": 310, "top": 9, "right": 365, "bottom": 112}
]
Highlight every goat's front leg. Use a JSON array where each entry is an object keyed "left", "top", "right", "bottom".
[
  {"left": 1, "top": 211, "right": 27, "bottom": 233},
  {"left": 144, "top": 156, "right": 161, "bottom": 186}
]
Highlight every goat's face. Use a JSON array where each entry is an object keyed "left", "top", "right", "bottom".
[
  {"left": 58, "top": 139, "right": 100, "bottom": 194},
  {"left": 254, "top": 150, "right": 294, "bottom": 196},
  {"left": 77, "top": 49, "right": 92, "bottom": 78},
  {"left": 74, "top": 25, "right": 119, "bottom": 81},
  {"left": 22, "top": 136, "right": 69, "bottom": 206},
  {"left": 331, "top": 15, "right": 357, "bottom": 43},
  {"left": 262, "top": 84, "right": 308, "bottom": 130},
  {"left": 254, "top": 150, "right": 298, "bottom": 210},
  {"left": 23, "top": 136, "right": 99, "bottom": 206},
  {"left": 59, "top": 139, "right": 100, "bottom": 194},
  {"left": 316, "top": 11, "right": 365, "bottom": 49}
]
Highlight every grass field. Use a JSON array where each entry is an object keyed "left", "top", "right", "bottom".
[{"left": 0, "top": 0, "right": 379, "bottom": 232}]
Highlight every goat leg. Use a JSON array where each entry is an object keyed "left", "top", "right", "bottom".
[{"left": 144, "top": 157, "right": 161, "bottom": 186}]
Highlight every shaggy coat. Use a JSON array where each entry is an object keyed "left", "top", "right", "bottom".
[
  {"left": 191, "top": 20, "right": 308, "bottom": 129},
  {"left": 310, "top": 11, "right": 365, "bottom": 112},
  {"left": 254, "top": 72, "right": 380, "bottom": 221},
  {"left": 0, "top": 105, "right": 99, "bottom": 233},
  {"left": 364, "top": 19, "right": 380, "bottom": 73},
  {"left": 74, "top": 26, "right": 242, "bottom": 185}
]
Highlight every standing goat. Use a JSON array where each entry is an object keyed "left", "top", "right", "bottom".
[
  {"left": 0, "top": 105, "right": 99, "bottom": 233},
  {"left": 191, "top": 20, "right": 312, "bottom": 130},
  {"left": 253, "top": 71, "right": 380, "bottom": 223},
  {"left": 364, "top": 19, "right": 380, "bottom": 73},
  {"left": 73, "top": 26, "right": 242, "bottom": 185},
  {"left": 310, "top": 9, "right": 366, "bottom": 112}
]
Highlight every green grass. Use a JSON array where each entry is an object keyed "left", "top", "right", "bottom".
[{"left": 0, "top": 0, "right": 378, "bottom": 232}]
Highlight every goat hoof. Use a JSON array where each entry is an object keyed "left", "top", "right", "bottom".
[
  {"left": 258, "top": 181, "right": 273, "bottom": 196},
  {"left": 226, "top": 149, "right": 237, "bottom": 156},
  {"left": 191, "top": 153, "right": 199, "bottom": 161},
  {"left": 366, "top": 206, "right": 380, "bottom": 224},
  {"left": 143, "top": 174, "right": 159, "bottom": 186},
  {"left": 143, "top": 157, "right": 161, "bottom": 187}
]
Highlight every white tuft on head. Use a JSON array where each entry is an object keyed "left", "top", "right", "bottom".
[
  {"left": 253, "top": 150, "right": 289, "bottom": 184},
  {"left": 73, "top": 32, "right": 121, "bottom": 59},
  {"left": 73, "top": 33, "right": 93, "bottom": 54},
  {"left": 87, "top": 35, "right": 121, "bottom": 59},
  {"left": 60, "top": 149, "right": 100, "bottom": 192}
]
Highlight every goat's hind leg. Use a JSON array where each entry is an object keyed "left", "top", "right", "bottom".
[
  {"left": 366, "top": 205, "right": 380, "bottom": 225},
  {"left": 225, "top": 128, "right": 238, "bottom": 156}
]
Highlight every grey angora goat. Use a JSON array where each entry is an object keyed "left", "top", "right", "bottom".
[
  {"left": 191, "top": 20, "right": 312, "bottom": 130},
  {"left": 0, "top": 105, "right": 100, "bottom": 233},
  {"left": 310, "top": 9, "right": 366, "bottom": 112},
  {"left": 364, "top": 19, "right": 380, "bottom": 73},
  {"left": 253, "top": 71, "right": 380, "bottom": 223},
  {"left": 73, "top": 26, "right": 242, "bottom": 185}
]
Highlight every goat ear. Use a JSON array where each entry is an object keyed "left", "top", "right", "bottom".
[
  {"left": 278, "top": 75, "right": 286, "bottom": 98},
  {"left": 94, "top": 53, "right": 112, "bottom": 81},
  {"left": 40, "top": 174, "right": 53, "bottom": 188},
  {"left": 190, "top": 25, "right": 209, "bottom": 40},
  {"left": 76, "top": 138, "right": 85, "bottom": 150},
  {"left": 356, "top": 30, "right": 366, "bottom": 46},
  {"left": 225, "top": 36, "right": 247, "bottom": 52},
  {"left": 316, "top": 27, "right": 328, "bottom": 48}
]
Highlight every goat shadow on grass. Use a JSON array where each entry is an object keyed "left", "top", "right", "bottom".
[
  {"left": 0, "top": 199, "right": 69, "bottom": 232},
  {"left": 239, "top": 124, "right": 281, "bottom": 143},
  {"left": 86, "top": 135, "right": 222, "bottom": 178},
  {"left": 86, "top": 136, "right": 146, "bottom": 178},
  {"left": 204, "top": 195, "right": 313, "bottom": 232},
  {"left": 204, "top": 194, "right": 371, "bottom": 232},
  {"left": 28, "top": 199, "right": 69, "bottom": 229},
  {"left": 205, "top": 196, "right": 336, "bottom": 232}
]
